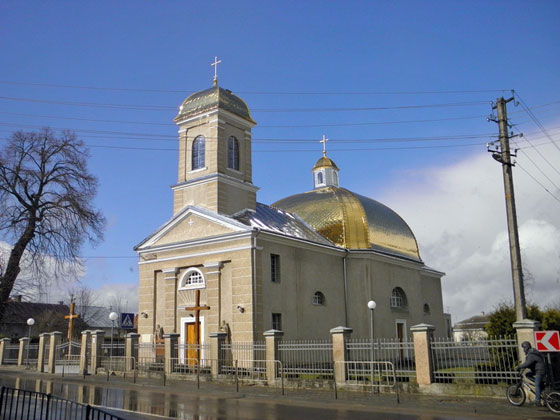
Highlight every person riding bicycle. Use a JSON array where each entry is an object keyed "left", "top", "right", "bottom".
[{"left": 517, "top": 341, "right": 546, "bottom": 406}]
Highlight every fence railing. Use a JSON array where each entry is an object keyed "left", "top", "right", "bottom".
[
  {"left": 430, "top": 336, "right": 518, "bottom": 383},
  {"left": 176, "top": 343, "right": 209, "bottom": 362},
  {"left": 336, "top": 361, "right": 397, "bottom": 389},
  {"left": 3, "top": 344, "right": 19, "bottom": 365},
  {"left": 101, "top": 342, "right": 125, "bottom": 358},
  {"left": 220, "top": 341, "right": 266, "bottom": 364},
  {"left": 278, "top": 340, "right": 333, "bottom": 379},
  {"left": 346, "top": 338, "right": 416, "bottom": 379},
  {"left": 0, "top": 386, "right": 125, "bottom": 420}
]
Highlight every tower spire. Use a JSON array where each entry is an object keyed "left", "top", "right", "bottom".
[{"left": 211, "top": 56, "right": 222, "bottom": 86}]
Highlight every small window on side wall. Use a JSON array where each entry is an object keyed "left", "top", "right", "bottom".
[
  {"left": 272, "top": 313, "right": 282, "bottom": 330},
  {"left": 423, "top": 303, "right": 430, "bottom": 314},
  {"left": 312, "top": 291, "right": 325, "bottom": 305},
  {"left": 270, "top": 254, "right": 280, "bottom": 283},
  {"left": 390, "top": 287, "right": 407, "bottom": 309}
]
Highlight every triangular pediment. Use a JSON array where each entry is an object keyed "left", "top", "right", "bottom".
[{"left": 135, "top": 206, "right": 249, "bottom": 250}]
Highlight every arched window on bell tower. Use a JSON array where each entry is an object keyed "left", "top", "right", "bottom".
[
  {"left": 227, "top": 136, "right": 239, "bottom": 170},
  {"left": 312, "top": 154, "right": 339, "bottom": 189},
  {"left": 192, "top": 136, "right": 205, "bottom": 170}
]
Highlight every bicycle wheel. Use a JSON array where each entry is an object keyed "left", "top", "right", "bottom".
[
  {"left": 506, "top": 384, "right": 526, "bottom": 406},
  {"left": 545, "top": 391, "right": 560, "bottom": 414}
]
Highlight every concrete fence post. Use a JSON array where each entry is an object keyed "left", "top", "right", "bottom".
[
  {"left": 411, "top": 323, "right": 435, "bottom": 386},
  {"left": 47, "top": 332, "right": 62, "bottom": 374},
  {"left": 330, "top": 326, "right": 353, "bottom": 385},
  {"left": 0, "top": 338, "right": 10, "bottom": 366},
  {"left": 264, "top": 329, "right": 283, "bottom": 382},
  {"left": 18, "top": 337, "right": 30, "bottom": 366},
  {"left": 209, "top": 331, "right": 227, "bottom": 377},
  {"left": 37, "top": 333, "right": 48, "bottom": 372},
  {"left": 91, "top": 330, "right": 105, "bottom": 373},
  {"left": 163, "top": 333, "right": 179, "bottom": 374},
  {"left": 513, "top": 319, "right": 540, "bottom": 362},
  {"left": 79, "top": 330, "right": 91, "bottom": 375},
  {"left": 125, "top": 333, "right": 140, "bottom": 371}
]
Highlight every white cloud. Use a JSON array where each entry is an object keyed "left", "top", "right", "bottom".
[{"left": 378, "top": 143, "right": 560, "bottom": 324}]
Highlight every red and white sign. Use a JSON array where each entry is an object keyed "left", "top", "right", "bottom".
[{"left": 535, "top": 331, "right": 560, "bottom": 352}]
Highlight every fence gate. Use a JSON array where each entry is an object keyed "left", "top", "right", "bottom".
[{"left": 55, "top": 340, "right": 81, "bottom": 374}]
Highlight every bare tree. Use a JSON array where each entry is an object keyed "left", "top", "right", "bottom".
[
  {"left": 68, "top": 284, "right": 98, "bottom": 324},
  {"left": 0, "top": 128, "right": 105, "bottom": 322}
]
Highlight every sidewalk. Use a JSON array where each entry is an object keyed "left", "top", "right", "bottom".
[{"left": 1, "top": 367, "right": 557, "bottom": 419}]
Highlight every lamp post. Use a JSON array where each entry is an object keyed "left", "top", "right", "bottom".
[
  {"left": 26, "top": 318, "right": 35, "bottom": 368},
  {"left": 367, "top": 300, "right": 376, "bottom": 387},
  {"left": 109, "top": 312, "right": 118, "bottom": 361}
]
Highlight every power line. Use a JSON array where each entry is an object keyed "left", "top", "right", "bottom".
[
  {"left": 516, "top": 162, "right": 560, "bottom": 204},
  {"left": 515, "top": 92, "right": 560, "bottom": 155},
  {"left": 0, "top": 95, "right": 490, "bottom": 113},
  {"left": 0, "top": 80, "right": 511, "bottom": 96}
]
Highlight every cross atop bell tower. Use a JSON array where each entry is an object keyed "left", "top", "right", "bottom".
[{"left": 211, "top": 56, "right": 222, "bottom": 86}]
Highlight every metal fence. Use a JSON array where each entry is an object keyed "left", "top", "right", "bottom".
[
  {"left": 135, "top": 342, "right": 164, "bottom": 360},
  {"left": 278, "top": 340, "right": 333, "bottom": 379},
  {"left": 346, "top": 338, "right": 416, "bottom": 379},
  {"left": 101, "top": 342, "right": 125, "bottom": 358},
  {"left": 430, "top": 336, "right": 518, "bottom": 383},
  {"left": 0, "top": 386, "right": 125, "bottom": 420},
  {"left": 336, "top": 361, "right": 397, "bottom": 389},
  {"left": 3, "top": 344, "right": 19, "bottom": 365},
  {"left": 176, "top": 343, "right": 209, "bottom": 363}
]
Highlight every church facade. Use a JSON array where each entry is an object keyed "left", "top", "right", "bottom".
[{"left": 135, "top": 80, "right": 450, "bottom": 350}]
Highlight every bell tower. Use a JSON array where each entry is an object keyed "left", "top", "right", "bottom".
[{"left": 172, "top": 68, "right": 258, "bottom": 215}]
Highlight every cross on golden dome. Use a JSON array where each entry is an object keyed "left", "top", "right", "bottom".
[{"left": 319, "top": 134, "right": 329, "bottom": 156}]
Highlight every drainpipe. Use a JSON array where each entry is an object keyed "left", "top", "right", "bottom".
[
  {"left": 251, "top": 228, "right": 262, "bottom": 339},
  {"left": 343, "top": 249, "right": 349, "bottom": 327}
]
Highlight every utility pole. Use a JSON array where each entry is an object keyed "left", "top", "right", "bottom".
[{"left": 488, "top": 97, "right": 527, "bottom": 321}]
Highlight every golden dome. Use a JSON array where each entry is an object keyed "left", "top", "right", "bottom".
[
  {"left": 312, "top": 155, "right": 339, "bottom": 171},
  {"left": 272, "top": 186, "right": 421, "bottom": 262}
]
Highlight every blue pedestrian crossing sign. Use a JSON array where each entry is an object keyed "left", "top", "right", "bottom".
[{"left": 121, "top": 312, "right": 135, "bottom": 329}]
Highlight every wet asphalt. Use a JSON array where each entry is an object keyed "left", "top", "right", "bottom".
[{"left": 0, "top": 367, "right": 558, "bottom": 419}]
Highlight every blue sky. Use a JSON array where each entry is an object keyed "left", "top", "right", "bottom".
[{"left": 1, "top": 1, "right": 559, "bottom": 322}]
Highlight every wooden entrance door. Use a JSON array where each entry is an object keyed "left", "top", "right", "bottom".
[{"left": 185, "top": 322, "right": 200, "bottom": 365}]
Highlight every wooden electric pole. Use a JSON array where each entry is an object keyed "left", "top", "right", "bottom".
[{"left": 490, "top": 97, "right": 527, "bottom": 321}]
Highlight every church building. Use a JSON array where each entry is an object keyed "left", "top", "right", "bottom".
[{"left": 135, "top": 74, "right": 449, "bottom": 350}]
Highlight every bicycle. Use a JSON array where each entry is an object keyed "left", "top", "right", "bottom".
[{"left": 506, "top": 370, "right": 560, "bottom": 414}]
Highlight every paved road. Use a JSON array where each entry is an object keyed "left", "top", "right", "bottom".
[{"left": 0, "top": 368, "right": 557, "bottom": 419}]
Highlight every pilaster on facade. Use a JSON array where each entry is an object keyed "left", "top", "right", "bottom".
[
  {"left": 204, "top": 261, "right": 223, "bottom": 333},
  {"left": 163, "top": 267, "right": 179, "bottom": 333}
]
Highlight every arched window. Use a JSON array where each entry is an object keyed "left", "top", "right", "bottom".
[
  {"left": 423, "top": 303, "right": 430, "bottom": 314},
  {"left": 390, "top": 287, "right": 407, "bottom": 309},
  {"left": 227, "top": 136, "right": 239, "bottom": 170},
  {"left": 178, "top": 268, "right": 205, "bottom": 290},
  {"left": 312, "top": 291, "right": 325, "bottom": 305},
  {"left": 192, "top": 136, "right": 205, "bottom": 170},
  {"left": 317, "top": 172, "right": 323, "bottom": 185}
]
